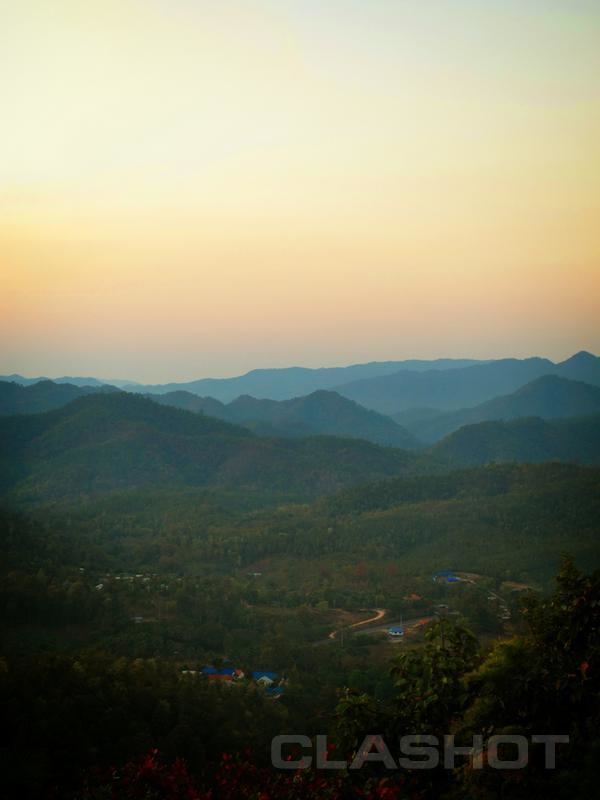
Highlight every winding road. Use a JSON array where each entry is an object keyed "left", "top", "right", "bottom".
[{"left": 327, "top": 608, "right": 387, "bottom": 640}]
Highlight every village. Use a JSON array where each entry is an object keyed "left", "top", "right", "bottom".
[{"left": 180, "top": 665, "right": 286, "bottom": 698}]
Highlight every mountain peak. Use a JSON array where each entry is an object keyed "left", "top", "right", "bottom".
[{"left": 561, "top": 350, "right": 597, "bottom": 364}]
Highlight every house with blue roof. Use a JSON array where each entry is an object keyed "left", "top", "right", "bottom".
[
  {"left": 388, "top": 626, "right": 404, "bottom": 637},
  {"left": 252, "top": 670, "right": 278, "bottom": 686},
  {"left": 201, "top": 665, "right": 239, "bottom": 683}
]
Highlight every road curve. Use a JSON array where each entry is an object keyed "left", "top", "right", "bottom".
[{"left": 328, "top": 608, "right": 386, "bottom": 640}]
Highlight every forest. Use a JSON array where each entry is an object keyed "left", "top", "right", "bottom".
[
  {"left": 1, "top": 553, "right": 598, "bottom": 799},
  {"left": 1, "top": 451, "right": 599, "bottom": 797},
  {"left": 1, "top": 373, "right": 600, "bottom": 798}
]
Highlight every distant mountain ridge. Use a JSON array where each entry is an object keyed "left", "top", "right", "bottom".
[
  {"left": 0, "top": 360, "right": 482, "bottom": 399},
  {"left": 336, "top": 352, "right": 600, "bottom": 414},
  {"left": 0, "top": 374, "right": 137, "bottom": 388},
  {"left": 151, "top": 389, "right": 420, "bottom": 448},
  {"left": 3, "top": 351, "right": 598, "bottom": 429},
  {"left": 399, "top": 376, "right": 600, "bottom": 442},
  {"left": 122, "top": 358, "right": 485, "bottom": 401},
  {"left": 3, "top": 353, "right": 597, "bottom": 408}
]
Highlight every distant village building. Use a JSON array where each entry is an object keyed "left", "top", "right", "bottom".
[
  {"left": 432, "top": 570, "right": 460, "bottom": 584},
  {"left": 201, "top": 665, "right": 233, "bottom": 683},
  {"left": 252, "top": 671, "right": 278, "bottom": 687},
  {"left": 196, "top": 666, "right": 282, "bottom": 693}
]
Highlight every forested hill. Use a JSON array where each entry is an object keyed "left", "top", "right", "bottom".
[
  {"left": 5, "top": 462, "right": 597, "bottom": 582},
  {"left": 0, "top": 393, "right": 420, "bottom": 503},
  {"left": 321, "top": 461, "right": 599, "bottom": 516},
  {"left": 403, "top": 375, "right": 600, "bottom": 442},
  {"left": 2, "top": 393, "right": 599, "bottom": 506},
  {"left": 430, "top": 414, "right": 600, "bottom": 467},
  {"left": 0, "top": 379, "right": 419, "bottom": 449},
  {"left": 0, "top": 379, "right": 118, "bottom": 415},
  {"left": 151, "top": 389, "right": 420, "bottom": 448}
]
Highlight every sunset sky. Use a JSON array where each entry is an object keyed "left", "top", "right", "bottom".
[{"left": 1, "top": 0, "right": 599, "bottom": 382}]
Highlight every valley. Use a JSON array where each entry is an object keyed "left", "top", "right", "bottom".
[{"left": 1, "top": 354, "right": 599, "bottom": 799}]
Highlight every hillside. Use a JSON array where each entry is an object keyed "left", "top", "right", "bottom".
[
  {"left": 18, "top": 462, "right": 598, "bottom": 584},
  {"left": 3, "top": 391, "right": 599, "bottom": 506},
  {"left": 336, "top": 352, "right": 600, "bottom": 414},
  {"left": 430, "top": 414, "right": 600, "bottom": 467},
  {"left": 403, "top": 375, "right": 600, "bottom": 442},
  {"left": 152, "top": 389, "right": 420, "bottom": 448},
  {"left": 0, "top": 379, "right": 118, "bottom": 415},
  {"left": 148, "top": 390, "right": 228, "bottom": 418},
  {"left": 314, "top": 462, "right": 600, "bottom": 582},
  {"left": 0, "top": 393, "right": 420, "bottom": 503}
]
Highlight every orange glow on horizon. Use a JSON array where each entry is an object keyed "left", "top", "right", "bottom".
[{"left": 1, "top": 0, "right": 599, "bottom": 381}]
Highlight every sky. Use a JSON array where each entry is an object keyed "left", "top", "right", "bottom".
[{"left": 1, "top": 0, "right": 599, "bottom": 382}]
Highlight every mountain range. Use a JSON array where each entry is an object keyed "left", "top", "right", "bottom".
[
  {"left": 2, "top": 390, "right": 599, "bottom": 507},
  {"left": 4, "top": 353, "right": 596, "bottom": 412},
  {"left": 121, "top": 358, "right": 486, "bottom": 400},
  {"left": 0, "top": 393, "right": 419, "bottom": 503},
  {"left": 0, "top": 374, "right": 136, "bottom": 388},
  {"left": 0, "top": 379, "right": 117, "bottom": 416},
  {"left": 396, "top": 375, "right": 600, "bottom": 443},
  {"left": 1, "top": 359, "right": 484, "bottom": 401},
  {"left": 3, "top": 362, "right": 600, "bottom": 459},
  {"left": 336, "top": 352, "right": 600, "bottom": 414},
  {"left": 0, "top": 381, "right": 422, "bottom": 449},
  {"left": 149, "top": 389, "right": 420, "bottom": 448}
]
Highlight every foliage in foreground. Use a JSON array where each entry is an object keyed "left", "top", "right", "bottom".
[
  {"left": 336, "top": 558, "right": 600, "bottom": 799},
  {"left": 1, "top": 559, "right": 597, "bottom": 799}
]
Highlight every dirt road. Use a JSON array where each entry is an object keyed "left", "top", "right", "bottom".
[{"left": 328, "top": 608, "right": 386, "bottom": 640}]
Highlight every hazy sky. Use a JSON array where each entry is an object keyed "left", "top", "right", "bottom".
[{"left": 1, "top": 0, "right": 599, "bottom": 381}]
